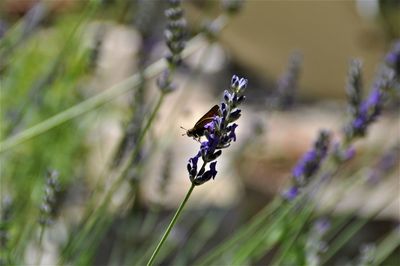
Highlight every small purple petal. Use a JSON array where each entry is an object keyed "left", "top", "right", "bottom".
[
  {"left": 366, "top": 89, "right": 382, "bottom": 107},
  {"left": 231, "top": 75, "right": 240, "bottom": 88},
  {"left": 292, "top": 163, "right": 304, "bottom": 180},
  {"left": 224, "top": 90, "right": 231, "bottom": 102},
  {"left": 229, "top": 109, "right": 241, "bottom": 122},
  {"left": 314, "top": 218, "right": 331, "bottom": 235},
  {"left": 209, "top": 161, "right": 217, "bottom": 179},
  {"left": 282, "top": 186, "right": 299, "bottom": 201},
  {"left": 228, "top": 123, "right": 238, "bottom": 142},
  {"left": 344, "top": 146, "right": 356, "bottom": 160},
  {"left": 204, "top": 121, "right": 214, "bottom": 131},
  {"left": 353, "top": 117, "right": 365, "bottom": 130},
  {"left": 238, "top": 78, "right": 248, "bottom": 92}
]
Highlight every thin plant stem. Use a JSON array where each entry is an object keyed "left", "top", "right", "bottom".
[
  {"left": 147, "top": 183, "right": 196, "bottom": 266},
  {"left": 60, "top": 34, "right": 212, "bottom": 261},
  {"left": 270, "top": 199, "right": 317, "bottom": 266},
  {"left": 373, "top": 228, "right": 400, "bottom": 265},
  {"left": 35, "top": 226, "right": 45, "bottom": 266},
  {"left": 231, "top": 198, "right": 301, "bottom": 264},
  {"left": 196, "top": 198, "right": 282, "bottom": 265},
  {"left": 119, "top": 93, "right": 165, "bottom": 180},
  {"left": 321, "top": 194, "right": 398, "bottom": 264},
  {"left": 231, "top": 156, "right": 339, "bottom": 264}
]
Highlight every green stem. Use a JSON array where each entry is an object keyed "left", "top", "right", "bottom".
[
  {"left": 373, "top": 228, "right": 400, "bottom": 265},
  {"left": 321, "top": 194, "right": 397, "bottom": 264},
  {"left": 147, "top": 183, "right": 196, "bottom": 266},
  {"left": 120, "top": 93, "right": 165, "bottom": 180},
  {"left": 270, "top": 203, "right": 315, "bottom": 266},
  {"left": 196, "top": 198, "right": 281, "bottom": 265},
  {"left": 35, "top": 226, "right": 45, "bottom": 265}
]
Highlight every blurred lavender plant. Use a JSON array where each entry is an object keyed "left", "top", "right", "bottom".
[
  {"left": 275, "top": 52, "right": 302, "bottom": 110},
  {"left": 187, "top": 75, "right": 247, "bottom": 185},
  {"left": 366, "top": 143, "right": 400, "bottom": 184},
  {"left": 111, "top": 1, "right": 163, "bottom": 169},
  {"left": 385, "top": 40, "right": 400, "bottom": 83},
  {"left": 157, "top": 0, "right": 187, "bottom": 93},
  {"left": 283, "top": 42, "right": 399, "bottom": 202},
  {"left": 344, "top": 42, "right": 400, "bottom": 142},
  {"left": 306, "top": 218, "right": 330, "bottom": 266},
  {"left": 282, "top": 130, "right": 331, "bottom": 200},
  {"left": 113, "top": 0, "right": 186, "bottom": 181},
  {"left": 346, "top": 59, "right": 363, "bottom": 119},
  {"left": 0, "top": 196, "right": 13, "bottom": 262},
  {"left": 38, "top": 170, "right": 60, "bottom": 226}
]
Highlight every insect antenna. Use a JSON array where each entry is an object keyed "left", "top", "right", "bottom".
[{"left": 180, "top": 126, "right": 187, "bottom": 136}]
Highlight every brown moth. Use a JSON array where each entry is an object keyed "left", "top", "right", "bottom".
[{"left": 182, "top": 105, "right": 219, "bottom": 141}]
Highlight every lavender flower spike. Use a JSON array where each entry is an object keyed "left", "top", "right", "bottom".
[
  {"left": 39, "top": 170, "right": 60, "bottom": 226},
  {"left": 346, "top": 59, "right": 363, "bottom": 117},
  {"left": 292, "top": 130, "right": 331, "bottom": 185},
  {"left": 276, "top": 51, "right": 302, "bottom": 109},
  {"left": 344, "top": 43, "right": 399, "bottom": 141},
  {"left": 385, "top": 40, "right": 400, "bottom": 78},
  {"left": 187, "top": 75, "right": 247, "bottom": 186},
  {"left": 157, "top": 0, "right": 187, "bottom": 93},
  {"left": 282, "top": 130, "right": 331, "bottom": 201}
]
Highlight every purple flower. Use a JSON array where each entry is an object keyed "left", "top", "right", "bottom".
[
  {"left": 344, "top": 146, "right": 356, "bottom": 161},
  {"left": 191, "top": 161, "right": 218, "bottom": 186},
  {"left": 186, "top": 75, "right": 247, "bottom": 186},
  {"left": 227, "top": 123, "right": 238, "bottom": 142},
  {"left": 366, "top": 144, "right": 400, "bottom": 185},
  {"left": 314, "top": 218, "right": 331, "bottom": 235},
  {"left": 348, "top": 87, "right": 384, "bottom": 138},
  {"left": 282, "top": 130, "right": 330, "bottom": 201},
  {"left": 291, "top": 130, "right": 331, "bottom": 186},
  {"left": 282, "top": 186, "right": 299, "bottom": 201},
  {"left": 293, "top": 150, "right": 318, "bottom": 181},
  {"left": 385, "top": 40, "right": 400, "bottom": 76},
  {"left": 344, "top": 44, "right": 397, "bottom": 141},
  {"left": 187, "top": 152, "right": 201, "bottom": 180}
]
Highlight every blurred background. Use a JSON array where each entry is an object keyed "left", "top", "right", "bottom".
[{"left": 0, "top": 0, "right": 399, "bottom": 265}]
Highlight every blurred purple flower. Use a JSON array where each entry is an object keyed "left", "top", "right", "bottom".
[
  {"left": 282, "top": 186, "right": 299, "bottom": 201},
  {"left": 385, "top": 40, "right": 400, "bottom": 77},
  {"left": 366, "top": 144, "right": 400, "bottom": 185},
  {"left": 314, "top": 218, "right": 331, "bottom": 235},
  {"left": 275, "top": 52, "right": 302, "bottom": 109},
  {"left": 283, "top": 130, "right": 330, "bottom": 201},
  {"left": 292, "top": 130, "right": 331, "bottom": 185},
  {"left": 306, "top": 218, "right": 331, "bottom": 265},
  {"left": 344, "top": 42, "right": 399, "bottom": 141}
]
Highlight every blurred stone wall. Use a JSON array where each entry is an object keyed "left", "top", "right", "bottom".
[{"left": 189, "top": 1, "right": 392, "bottom": 99}]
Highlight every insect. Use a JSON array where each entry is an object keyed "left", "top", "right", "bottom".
[{"left": 181, "top": 105, "right": 220, "bottom": 141}]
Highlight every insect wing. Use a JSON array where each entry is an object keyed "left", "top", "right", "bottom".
[{"left": 193, "top": 105, "right": 219, "bottom": 128}]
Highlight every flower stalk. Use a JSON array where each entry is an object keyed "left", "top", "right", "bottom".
[
  {"left": 147, "top": 74, "right": 247, "bottom": 265},
  {"left": 146, "top": 183, "right": 195, "bottom": 266}
]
